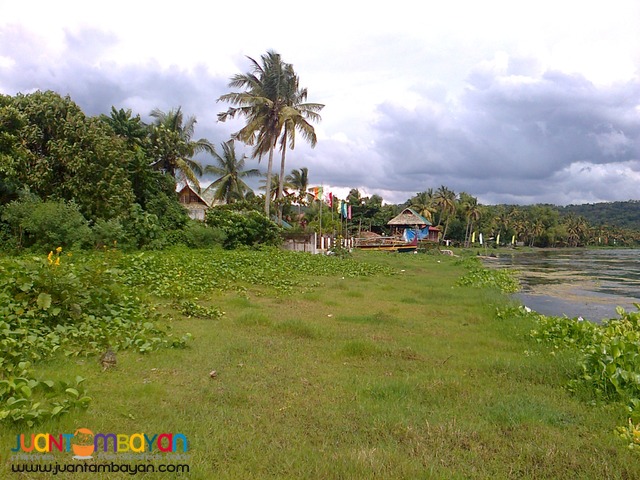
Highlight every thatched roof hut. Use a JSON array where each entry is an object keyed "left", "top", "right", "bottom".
[
  {"left": 387, "top": 208, "right": 440, "bottom": 242},
  {"left": 387, "top": 208, "right": 432, "bottom": 227}
]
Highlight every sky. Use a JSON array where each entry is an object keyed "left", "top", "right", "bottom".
[{"left": 1, "top": 0, "right": 639, "bottom": 206}]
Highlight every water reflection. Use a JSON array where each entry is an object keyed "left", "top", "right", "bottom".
[{"left": 488, "top": 249, "right": 640, "bottom": 322}]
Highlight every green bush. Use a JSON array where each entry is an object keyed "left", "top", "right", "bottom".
[
  {"left": 92, "top": 217, "right": 127, "bottom": 248},
  {"left": 205, "top": 207, "right": 282, "bottom": 249},
  {"left": 182, "top": 221, "right": 226, "bottom": 248},
  {"left": 123, "top": 203, "right": 165, "bottom": 250},
  {"left": 1, "top": 194, "right": 92, "bottom": 250}
]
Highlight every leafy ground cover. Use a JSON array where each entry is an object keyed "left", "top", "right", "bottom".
[{"left": 1, "top": 247, "right": 639, "bottom": 479}]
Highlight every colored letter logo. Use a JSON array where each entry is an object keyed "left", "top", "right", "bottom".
[{"left": 71, "top": 428, "right": 95, "bottom": 459}]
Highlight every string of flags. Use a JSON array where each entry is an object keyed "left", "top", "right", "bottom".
[{"left": 309, "top": 188, "right": 351, "bottom": 219}]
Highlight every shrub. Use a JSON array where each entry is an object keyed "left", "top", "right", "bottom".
[
  {"left": 181, "top": 221, "right": 226, "bottom": 248},
  {"left": 205, "top": 208, "right": 282, "bottom": 249},
  {"left": 1, "top": 194, "right": 92, "bottom": 250},
  {"left": 92, "top": 217, "right": 126, "bottom": 248},
  {"left": 123, "top": 203, "right": 165, "bottom": 250}
]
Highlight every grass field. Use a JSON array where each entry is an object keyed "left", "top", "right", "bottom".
[{"left": 2, "top": 248, "right": 639, "bottom": 479}]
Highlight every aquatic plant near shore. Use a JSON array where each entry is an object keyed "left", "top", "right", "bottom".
[
  {"left": 455, "top": 257, "right": 520, "bottom": 294},
  {"left": 527, "top": 304, "right": 640, "bottom": 450}
]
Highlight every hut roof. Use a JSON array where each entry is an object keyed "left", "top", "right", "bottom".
[
  {"left": 178, "top": 184, "right": 210, "bottom": 207},
  {"left": 387, "top": 208, "right": 432, "bottom": 226}
]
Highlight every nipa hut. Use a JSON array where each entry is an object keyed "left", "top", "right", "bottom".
[{"left": 387, "top": 208, "right": 440, "bottom": 242}]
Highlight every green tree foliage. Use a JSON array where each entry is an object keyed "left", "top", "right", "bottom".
[
  {"left": 559, "top": 201, "right": 640, "bottom": 231},
  {"left": 0, "top": 91, "right": 134, "bottom": 221},
  {"left": 205, "top": 205, "right": 282, "bottom": 249},
  {"left": 203, "top": 140, "right": 261, "bottom": 204},
  {"left": 100, "top": 107, "right": 148, "bottom": 148},
  {"left": 286, "top": 167, "right": 310, "bottom": 213},
  {"left": 0, "top": 91, "right": 197, "bottom": 250},
  {"left": 148, "top": 107, "right": 214, "bottom": 190},
  {"left": 409, "top": 189, "right": 436, "bottom": 223},
  {"left": 1, "top": 194, "right": 92, "bottom": 250},
  {"left": 218, "top": 50, "right": 323, "bottom": 220}
]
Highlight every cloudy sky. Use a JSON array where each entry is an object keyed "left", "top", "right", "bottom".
[{"left": 1, "top": 0, "right": 639, "bottom": 206}]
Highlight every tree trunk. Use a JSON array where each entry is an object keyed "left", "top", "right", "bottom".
[
  {"left": 277, "top": 133, "right": 287, "bottom": 225},
  {"left": 264, "top": 147, "right": 275, "bottom": 217}
]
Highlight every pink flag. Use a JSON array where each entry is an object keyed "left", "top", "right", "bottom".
[{"left": 348, "top": 205, "right": 352, "bottom": 220}]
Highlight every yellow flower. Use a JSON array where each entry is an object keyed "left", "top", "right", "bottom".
[
  {"left": 54, "top": 257, "right": 60, "bottom": 266},
  {"left": 47, "top": 251, "right": 54, "bottom": 264},
  {"left": 56, "top": 246, "right": 63, "bottom": 253}
]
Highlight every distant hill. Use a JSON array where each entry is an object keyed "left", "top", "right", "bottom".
[{"left": 557, "top": 200, "right": 640, "bottom": 230}]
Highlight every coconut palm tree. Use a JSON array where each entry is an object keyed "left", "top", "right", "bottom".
[
  {"left": 259, "top": 174, "right": 292, "bottom": 202},
  {"left": 100, "top": 107, "right": 147, "bottom": 147},
  {"left": 459, "top": 192, "right": 481, "bottom": 247},
  {"left": 203, "top": 140, "right": 261, "bottom": 204},
  {"left": 410, "top": 189, "right": 436, "bottom": 223},
  {"left": 435, "top": 185, "right": 457, "bottom": 242},
  {"left": 148, "top": 107, "right": 214, "bottom": 190},
  {"left": 564, "top": 214, "right": 589, "bottom": 247},
  {"left": 275, "top": 75, "right": 323, "bottom": 223},
  {"left": 218, "top": 51, "right": 295, "bottom": 217},
  {"left": 286, "top": 167, "right": 310, "bottom": 213}
]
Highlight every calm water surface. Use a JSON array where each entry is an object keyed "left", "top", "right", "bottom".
[{"left": 489, "top": 249, "right": 640, "bottom": 322}]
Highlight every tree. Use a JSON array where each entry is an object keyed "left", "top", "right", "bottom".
[
  {"left": 203, "top": 140, "right": 261, "bottom": 204},
  {"left": 286, "top": 167, "right": 310, "bottom": 213},
  {"left": 259, "top": 174, "right": 291, "bottom": 202},
  {"left": 459, "top": 192, "right": 481, "bottom": 247},
  {"left": 100, "top": 107, "right": 148, "bottom": 148},
  {"left": 435, "top": 185, "right": 457, "bottom": 242},
  {"left": 218, "top": 50, "right": 323, "bottom": 220},
  {"left": 0, "top": 91, "right": 134, "bottom": 221},
  {"left": 564, "top": 214, "right": 589, "bottom": 247},
  {"left": 410, "top": 189, "right": 436, "bottom": 223},
  {"left": 275, "top": 73, "right": 324, "bottom": 223},
  {"left": 148, "top": 107, "right": 214, "bottom": 189}
]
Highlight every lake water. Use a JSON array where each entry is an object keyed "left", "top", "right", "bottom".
[{"left": 487, "top": 249, "right": 640, "bottom": 322}]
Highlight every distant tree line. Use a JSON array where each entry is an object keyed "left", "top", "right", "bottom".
[
  {"left": 558, "top": 201, "right": 640, "bottom": 232},
  {"left": 284, "top": 186, "right": 640, "bottom": 248}
]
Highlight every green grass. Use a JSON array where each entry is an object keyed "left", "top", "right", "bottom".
[{"left": 1, "top": 249, "right": 639, "bottom": 479}]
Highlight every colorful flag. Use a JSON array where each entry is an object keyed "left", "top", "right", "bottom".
[
  {"left": 348, "top": 205, "right": 352, "bottom": 220},
  {"left": 496, "top": 234, "right": 500, "bottom": 245},
  {"left": 341, "top": 201, "right": 348, "bottom": 218},
  {"left": 327, "top": 192, "right": 333, "bottom": 208},
  {"left": 511, "top": 235, "right": 516, "bottom": 245},
  {"left": 471, "top": 231, "right": 476, "bottom": 243},
  {"left": 479, "top": 233, "right": 483, "bottom": 245}
]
